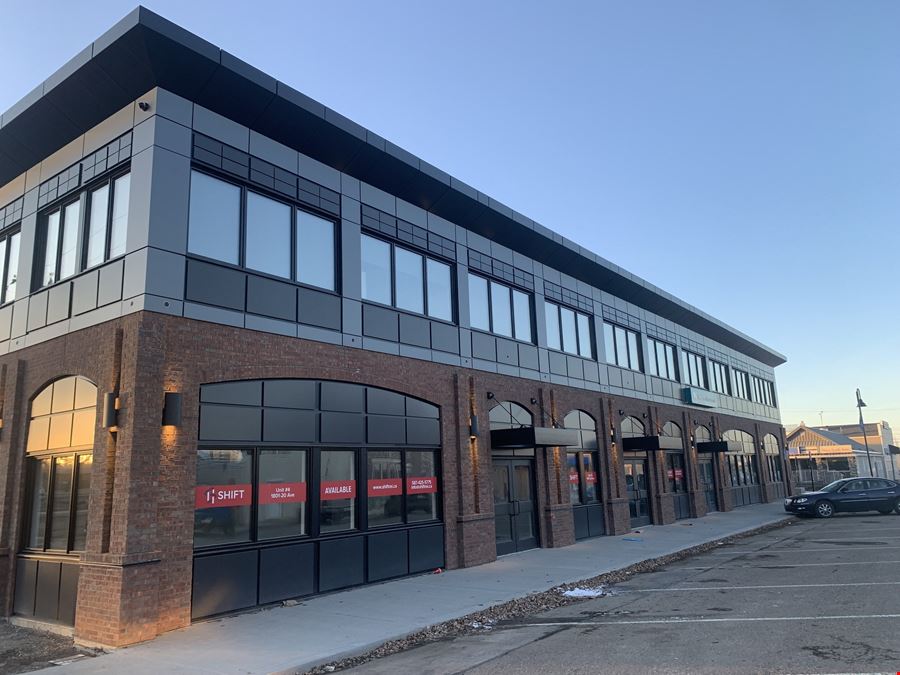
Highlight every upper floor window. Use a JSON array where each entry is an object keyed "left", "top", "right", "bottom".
[
  {"left": 751, "top": 375, "right": 776, "bottom": 407},
  {"left": 468, "top": 273, "right": 532, "bottom": 341},
  {"left": 0, "top": 228, "right": 21, "bottom": 305},
  {"left": 361, "top": 234, "right": 453, "bottom": 321},
  {"left": 603, "top": 322, "right": 641, "bottom": 371},
  {"left": 187, "top": 170, "right": 335, "bottom": 291},
  {"left": 545, "top": 301, "right": 592, "bottom": 358},
  {"left": 37, "top": 171, "right": 130, "bottom": 289},
  {"left": 708, "top": 360, "right": 730, "bottom": 395},
  {"left": 732, "top": 369, "right": 750, "bottom": 400},
  {"left": 681, "top": 350, "right": 706, "bottom": 388},
  {"left": 647, "top": 337, "right": 677, "bottom": 380}
]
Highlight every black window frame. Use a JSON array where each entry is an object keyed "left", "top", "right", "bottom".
[
  {"left": 681, "top": 349, "right": 707, "bottom": 389},
  {"left": 34, "top": 167, "right": 131, "bottom": 292},
  {"left": 360, "top": 232, "right": 456, "bottom": 323},
  {"left": 193, "top": 445, "right": 443, "bottom": 552},
  {"left": 545, "top": 300, "right": 594, "bottom": 359},
  {"left": 0, "top": 225, "right": 21, "bottom": 306},
  {"left": 186, "top": 167, "right": 341, "bottom": 295},
  {"left": 467, "top": 271, "right": 533, "bottom": 342},
  {"left": 647, "top": 337, "right": 677, "bottom": 380},
  {"left": 708, "top": 359, "right": 731, "bottom": 395},
  {"left": 732, "top": 369, "right": 751, "bottom": 400},
  {"left": 602, "top": 321, "right": 642, "bottom": 372}
]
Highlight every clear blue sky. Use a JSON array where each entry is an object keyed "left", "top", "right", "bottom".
[{"left": 2, "top": 1, "right": 898, "bottom": 434}]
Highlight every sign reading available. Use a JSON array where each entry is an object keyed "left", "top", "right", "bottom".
[
  {"left": 321, "top": 480, "right": 357, "bottom": 500},
  {"left": 195, "top": 484, "right": 252, "bottom": 509}
]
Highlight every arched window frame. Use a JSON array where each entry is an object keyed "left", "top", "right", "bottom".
[
  {"left": 721, "top": 429, "right": 759, "bottom": 487},
  {"left": 620, "top": 416, "right": 645, "bottom": 439},
  {"left": 489, "top": 401, "right": 533, "bottom": 430},
  {"left": 563, "top": 410, "right": 600, "bottom": 505}
]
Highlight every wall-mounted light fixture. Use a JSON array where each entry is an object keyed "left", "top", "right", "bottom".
[
  {"left": 530, "top": 397, "right": 538, "bottom": 405},
  {"left": 486, "top": 392, "right": 495, "bottom": 400},
  {"left": 641, "top": 412, "right": 648, "bottom": 418},
  {"left": 102, "top": 392, "right": 119, "bottom": 429},
  {"left": 618, "top": 409, "right": 625, "bottom": 416},
  {"left": 469, "top": 412, "right": 479, "bottom": 440},
  {"left": 162, "top": 392, "right": 182, "bottom": 427}
]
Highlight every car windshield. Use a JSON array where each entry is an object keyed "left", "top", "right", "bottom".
[{"left": 818, "top": 480, "right": 846, "bottom": 493}]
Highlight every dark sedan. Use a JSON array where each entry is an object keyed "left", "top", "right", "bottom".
[{"left": 784, "top": 477, "right": 900, "bottom": 518}]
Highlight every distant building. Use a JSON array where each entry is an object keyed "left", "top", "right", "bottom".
[{"left": 786, "top": 424, "right": 890, "bottom": 480}]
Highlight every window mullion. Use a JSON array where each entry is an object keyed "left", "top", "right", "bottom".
[
  {"left": 66, "top": 454, "right": 79, "bottom": 553},
  {"left": 43, "top": 457, "right": 56, "bottom": 552}
]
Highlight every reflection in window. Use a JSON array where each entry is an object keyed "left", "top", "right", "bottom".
[
  {"left": 368, "top": 450, "right": 403, "bottom": 528},
  {"left": 469, "top": 274, "right": 490, "bottom": 331},
  {"left": 245, "top": 191, "right": 291, "bottom": 278},
  {"left": 194, "top": 449, "right": 253, "bottom": 547},
  {"left": 26, "top": 459, "right": 51, "bottom": 549},
  {"left": 406, "top": 451, "right": 439, "bottom": 522},
  {"left": 732, "top": 369, "right": 750, "bottom": 400},
  {"left": 604, "top": 322, "right": 641, "bottom": 371},
  {"left": 188, "top": 171, "right": 241, "bottom": 265},
  {"left": 395, "top": 248, "right": 424, "bottom": 314},
  {"left": 546, "top": 301, "right": 593, "bottom": 357},
  {"left": 86, "top": 185, "right": 109, "bottom": 269},
  {"left": 567, "top": 453, "right": 581, "bottom": 505},
  {"left": 297, "top": 210, "right": 336, "bottom": 291},
  {"left": 647, "top": 338, "right": 677, "bottom": 380},
  {"left": 468, "top": 273, "right": 532, "bottom": 342},
  {"left": 427, "top": 259, "right": 453, "bottom": 321},
  {"left": 681, "top": 350, "right": 706, "bottom": 388},
  {"left": 4, "top": 231, "right": 19, "bottom": 302},
  {"left": 320, "top": 450, "right": 357, "bottom": 533},
  {"left": 708, "top": 360, "right": 730, "bottom": 395},
  {"left": 258, "top": 449, "right": 306, "bottom": 540},
  {"left": 361, "top": 235, "right": 392, "bottom": 304}
]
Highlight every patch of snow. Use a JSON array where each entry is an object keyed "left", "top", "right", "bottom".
[{"left": 561, "top": 586, "right": 606, "bottom": 598}]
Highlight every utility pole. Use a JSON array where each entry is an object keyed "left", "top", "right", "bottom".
[{"left": 856, "top": 388, "right": 875, "bottom": 478}]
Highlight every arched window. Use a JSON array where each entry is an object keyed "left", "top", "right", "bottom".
[
  {"left": 721, "top": 429, "right": 759, "bottom": 488},
  {"left": 660, "top": 421, "right": 687, "bottom": 496},
  {"left": 694, "top": 425, "right": 711, "bottom": 444},
  {"left": 23, "top": 376, "right": 97, "bottom": 553},
  {"left": 564, "top": 411, "right": 600, "bottom": 506},
  {"left": 620, "top": 416, "right": 645, "bottom": 439},
  {"left": 489, "top": 401, "right": 533, "bottom": 430},
  {"left": 661, "top": 421, "right": 682, "bottom": 439},
  {"left": 763, "top": 433, "right": 783, "bottom": 483}
]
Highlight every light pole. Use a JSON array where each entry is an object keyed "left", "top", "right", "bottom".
[{"left": 856, "top": 388, "right": 875, "bottom": 478}]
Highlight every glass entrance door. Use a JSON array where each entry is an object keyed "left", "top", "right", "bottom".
[
  {"left": 624, "top": 459, "right": 651, "bottom": 528},
  {"left": 492, "top": 459, "right": 538, "bottom": 555},
  {"left": 698, "top": 457, "right": 718, "bottom": 512}
]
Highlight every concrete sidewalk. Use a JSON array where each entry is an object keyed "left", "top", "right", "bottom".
[{"left": 44, "top": 502, "right": 791, "bottom": 675}]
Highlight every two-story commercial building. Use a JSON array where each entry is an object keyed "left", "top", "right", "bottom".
[{"left": 0, "top": 7, "right": 788, "bottom": 648}]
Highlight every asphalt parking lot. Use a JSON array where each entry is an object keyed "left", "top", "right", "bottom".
[{"left": 351, "top": 512, "right": 900, "bottom": 674}]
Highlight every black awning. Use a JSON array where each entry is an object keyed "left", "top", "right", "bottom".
[
  {"left": 697, "top": 440, "right": 743, "bottom": 454},
  {"left": 889, "top": 445, "right": 900, "bottom": 455},
  {"left": 490, "top": 427, "right": 580, "bottom": 449},
  {"left": 622, "top": 435, "right": 684, "bottom": 452}
]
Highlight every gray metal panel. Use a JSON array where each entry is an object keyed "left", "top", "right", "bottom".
[
  {"left": 298, "top": 287, "right": 341, "bottom": 330},
  {"left": 263, "top": 408, "right": 317, "bottom": 443},
  {"left": 146, "top": 146, "right": 191, "bottom": 254},
  {"left": 71, "top": 270, "right": 99, "bottom": 316},
  {"left": 201, "top": 380, "right": 262, "bottom": 405},
  {"left": 548, "top": 351, "right": 567, "bottom": 376},
  {"left": 366, "top": 415, "right": 406, "bottom": 444},
  {"left": 430, "top": 322, "right": 459, "bottom": 354},
  {"left": 495, "top": 338, "right": 518, "bottom": 366},
  {"left": 362, "top": 304, "right": 398, "bottom": 342},
  {"left": 199, "top": 404, "right": 261, "bottom": 441},
  {"left": 567, "top": 356, "right": 584, "bottom": 380},
  {"left": 406, "top": 417, "right": 440, "bottom": 445},
  {"left": 341, "top": 298, "right": 362, "bottom": 336},
  {"left": 320, "top": 411, "right": 365, "bottom": 444},
  {"left": 518, "top": 344, "right": 539, "bottom": 371},
  {"left": 399, "top": 314, "right": 430, "bottom": 348},
  {"left": 97, "top": 259, "right": 124, "bottom": 306},
  {"left": 471, "top": 331, "right": 496, "bottom": 361},
  {"left": 246, "top": 274, "right": 296, "bottom": 321},
  {"left": 26, "top": 291, "right": 48, "bottom": 331},
  {"left": 46, "top": 283, "right": 71, "bottom": 325},
  {"left": 340, "top": 220, "right": 361, "bottom": 300},
  {"left": 264, "top": 379, "right": 316, "bottom": 409},
  {"left": 185, "top": 259, "right": 246, "bottom": 311},
  {"left": 0, "top": 305, "right": 12, "bottom": 341},
  {"left": 144, "top": 248, "right": 185, "bottom": 299}
]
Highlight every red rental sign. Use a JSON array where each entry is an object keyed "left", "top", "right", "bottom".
[
  {"left": 568, "top": 470, "right": 580, "bottom": 485},
  {"left": 259, "top": 482, "right": 307, "bottom": 504},
  {"left": 321, "top": 480, "right": 357, "bottom": 500},
  {"left": 406, "top": 477, "right": 437, "bottom": 494},
  {"left": 367, "top": 478, "right": 403, "bottom": 497},
  {"left": 195, "top": 484, "right": 252, "bottom": 509},
  {"left": 585, "top": 471, "right": 597, "bottom": 484}
]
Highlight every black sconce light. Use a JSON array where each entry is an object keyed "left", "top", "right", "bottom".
[
  {"left": 162, "top": 392, "right": 182, "bottom": 427},
  {"left": 641, "top": 412, "right": 648, "bottom": 418},
  {"left": 530, "top": 397, "right": 538, "bottom": 405},
  {"left": 618, "top": 409, "right": 625, "bottom": 416},
  {"left": 102, "top": 392, "right": 118, "bottom": 429},
  {"left": 486, "top": 392, "right": 495, "bottom": 400},
  {"left": 469, "top": 413, "right": 479, "bottom": 440}
]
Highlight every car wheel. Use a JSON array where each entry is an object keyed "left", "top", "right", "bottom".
[
  {"left": 878, "top": 508, "right": 893, "bottom": 515},
  {"left": 815, "top": 500, "right": 834, "bottom": 518},
  {"left": 894, "top": 498, "right": 900, "bottom": 514}
]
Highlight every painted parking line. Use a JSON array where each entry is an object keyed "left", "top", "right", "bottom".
[
  {"left": 711, "top": 545, "right": 900, "bottom": 554},
  {"left": 520, "top": 613, "right": 900, "bottom": 627},
  {"left": 622, "top": 581, "right": 900, "bottom": 593},
  {"left": 684, "top": 560, "right": 900, "bottom": 570}
]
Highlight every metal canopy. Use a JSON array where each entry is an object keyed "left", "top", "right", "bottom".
[
  {"left": 696, "top": 440, "right": 743, "bottom": 454},
  {"left": 0, "top": 7, "right": 787, "bottom": 368},
  {"left": 490, "top": 427, "right": 580, "bottom": 450},
  {"left": 889, "top": 445, "right": 900, "bottom": 455},
  {"left": 622, "top": 435, "right": 684, "bottom": 452}
]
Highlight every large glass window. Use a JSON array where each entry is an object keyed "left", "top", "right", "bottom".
[
  {"left": 188, "top": 171, "right": 241, "bottom": 265},
  {"left": 0, "top": 229, "right": 20, "bottom": 304},
  {"left": 567, "top": 453, "right": 581, "bottom": 505},
  {"left": 24, "top": 376, "right": 96, "bottom": 554},
  {"left": 681, "top": 350, "right": 706, "bottom": 388},
  {"left": 564, "top": 411, "right": 600, "bottom": 506},
  {"left": 188, "top": 171, "right": 336, "bottom": 290},
  {"left": 320, "top": 450, "right": 357, "bottom": 534},
  {"left": 245, "top": 191, "right": 292, "bottom": 278},
  {"left": 603, "top": 322, "right": 641, "bottom": 371},
  {"left": 367, "top": 450, "right": 403, "bottom": 528},
  {"left": 84, "top": 172, "right": 131, "bottom": 270},
  {"left": 86, "top": 185, "right": 109, "bottom": 269},
  {"left": 647, "top": 338, "right": 677, "bottom": 380},
  {"left": 732, "top": 369, "right": 750, "bottom": 400},
  {"left": 468, "top": 273, "right": 532, "bottom": 341},
  {"left": 708, "top": 360, "right": 730, "bottom": 395},
  {"left": 258, "top": 449, "right": 307, "bottom": 540},
  {"left": 362, "top": 234, "right": 453, "bottom": 320},
  {"left": 722, "top": 429, "right": 759, "bottom": 486},
  {"left": 545, "top": 301, "right": 593, "bottom": 358},
  {"left": 406, "top": 451, "right": 439, "bottom": 522},
  {"left": 194, "top": 449, "right": 253, "bottom": 547},
  {"left": 750, "top": 375, "right": 776, "bottom": 407},
  {"left": 297, "top": 211, "right": 335, "bottom": 291},
  {"left": 666, "top": 453, "right": 687, "bottom": 493}
]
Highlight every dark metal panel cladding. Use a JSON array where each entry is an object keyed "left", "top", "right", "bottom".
[
  {"left": 246, "top": 275, "right": 297, "bottom": 321},
  {"left": 320, "top": 412, "right": 365, "bottom": 444},
  {"left": 318, "top": 536, "right": 364, "bottom": 592},
  {"left": 33, "top": 561, "right": 61, "bottom": 621},
  {"left": 409, "top": 525, "right": 445, "bottom": 573},
  {"left": 185, "top": 260, "right": 247, "bottom": 311},
  {"left": 430, "top": 322, "right": 460, "bottom": 354},
  {"left": 319, "top": 382, "right": 364, "bottom": 413},
  {"left": 263, "top": 379, "right": 316, "bottom": 409},
  {"left": 366, "top": 415, "right": 406, "bottom": 445},
  {"left": 57, "top": 562, "right": 80, "bottom": 626},
  {"left": 367, "top": 530, "right": 409, "bottom": 582},
  {"left": 406, "top": 417, "right": 440, "bottom": 446},
  {"left": 200, "top": 380, "right": 262, "bottom": 406},
  {"left": 199, "top": 404, "right": 261, "bottom": 442},
  {"left": 298, "top": 288, "right": 341, "bottom": 330},
  {"left": 258, "top": 543, "right": 315, "bottom": 604},
  {"left": 399, "top": 314, "right": 430, "bottom": 348},
  {"left": 191, "top": 550, "right": 258, "bottom": 619},
  {"left": 362, "top": 304, "right": 399, "bottom": 342},
  {"left": 13, "top": 558, "right": 38, "bottom": 616},
  {"left": 263, "top": 408, "right": 317, "bottom": 443}
]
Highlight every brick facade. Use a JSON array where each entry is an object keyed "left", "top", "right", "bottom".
[{"left": 0, "top": 311, "right": 786, "bottom": 647}]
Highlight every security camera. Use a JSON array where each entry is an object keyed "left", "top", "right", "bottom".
[{"left": 138, "top": 101, "right": 151, "bottom": 112}]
